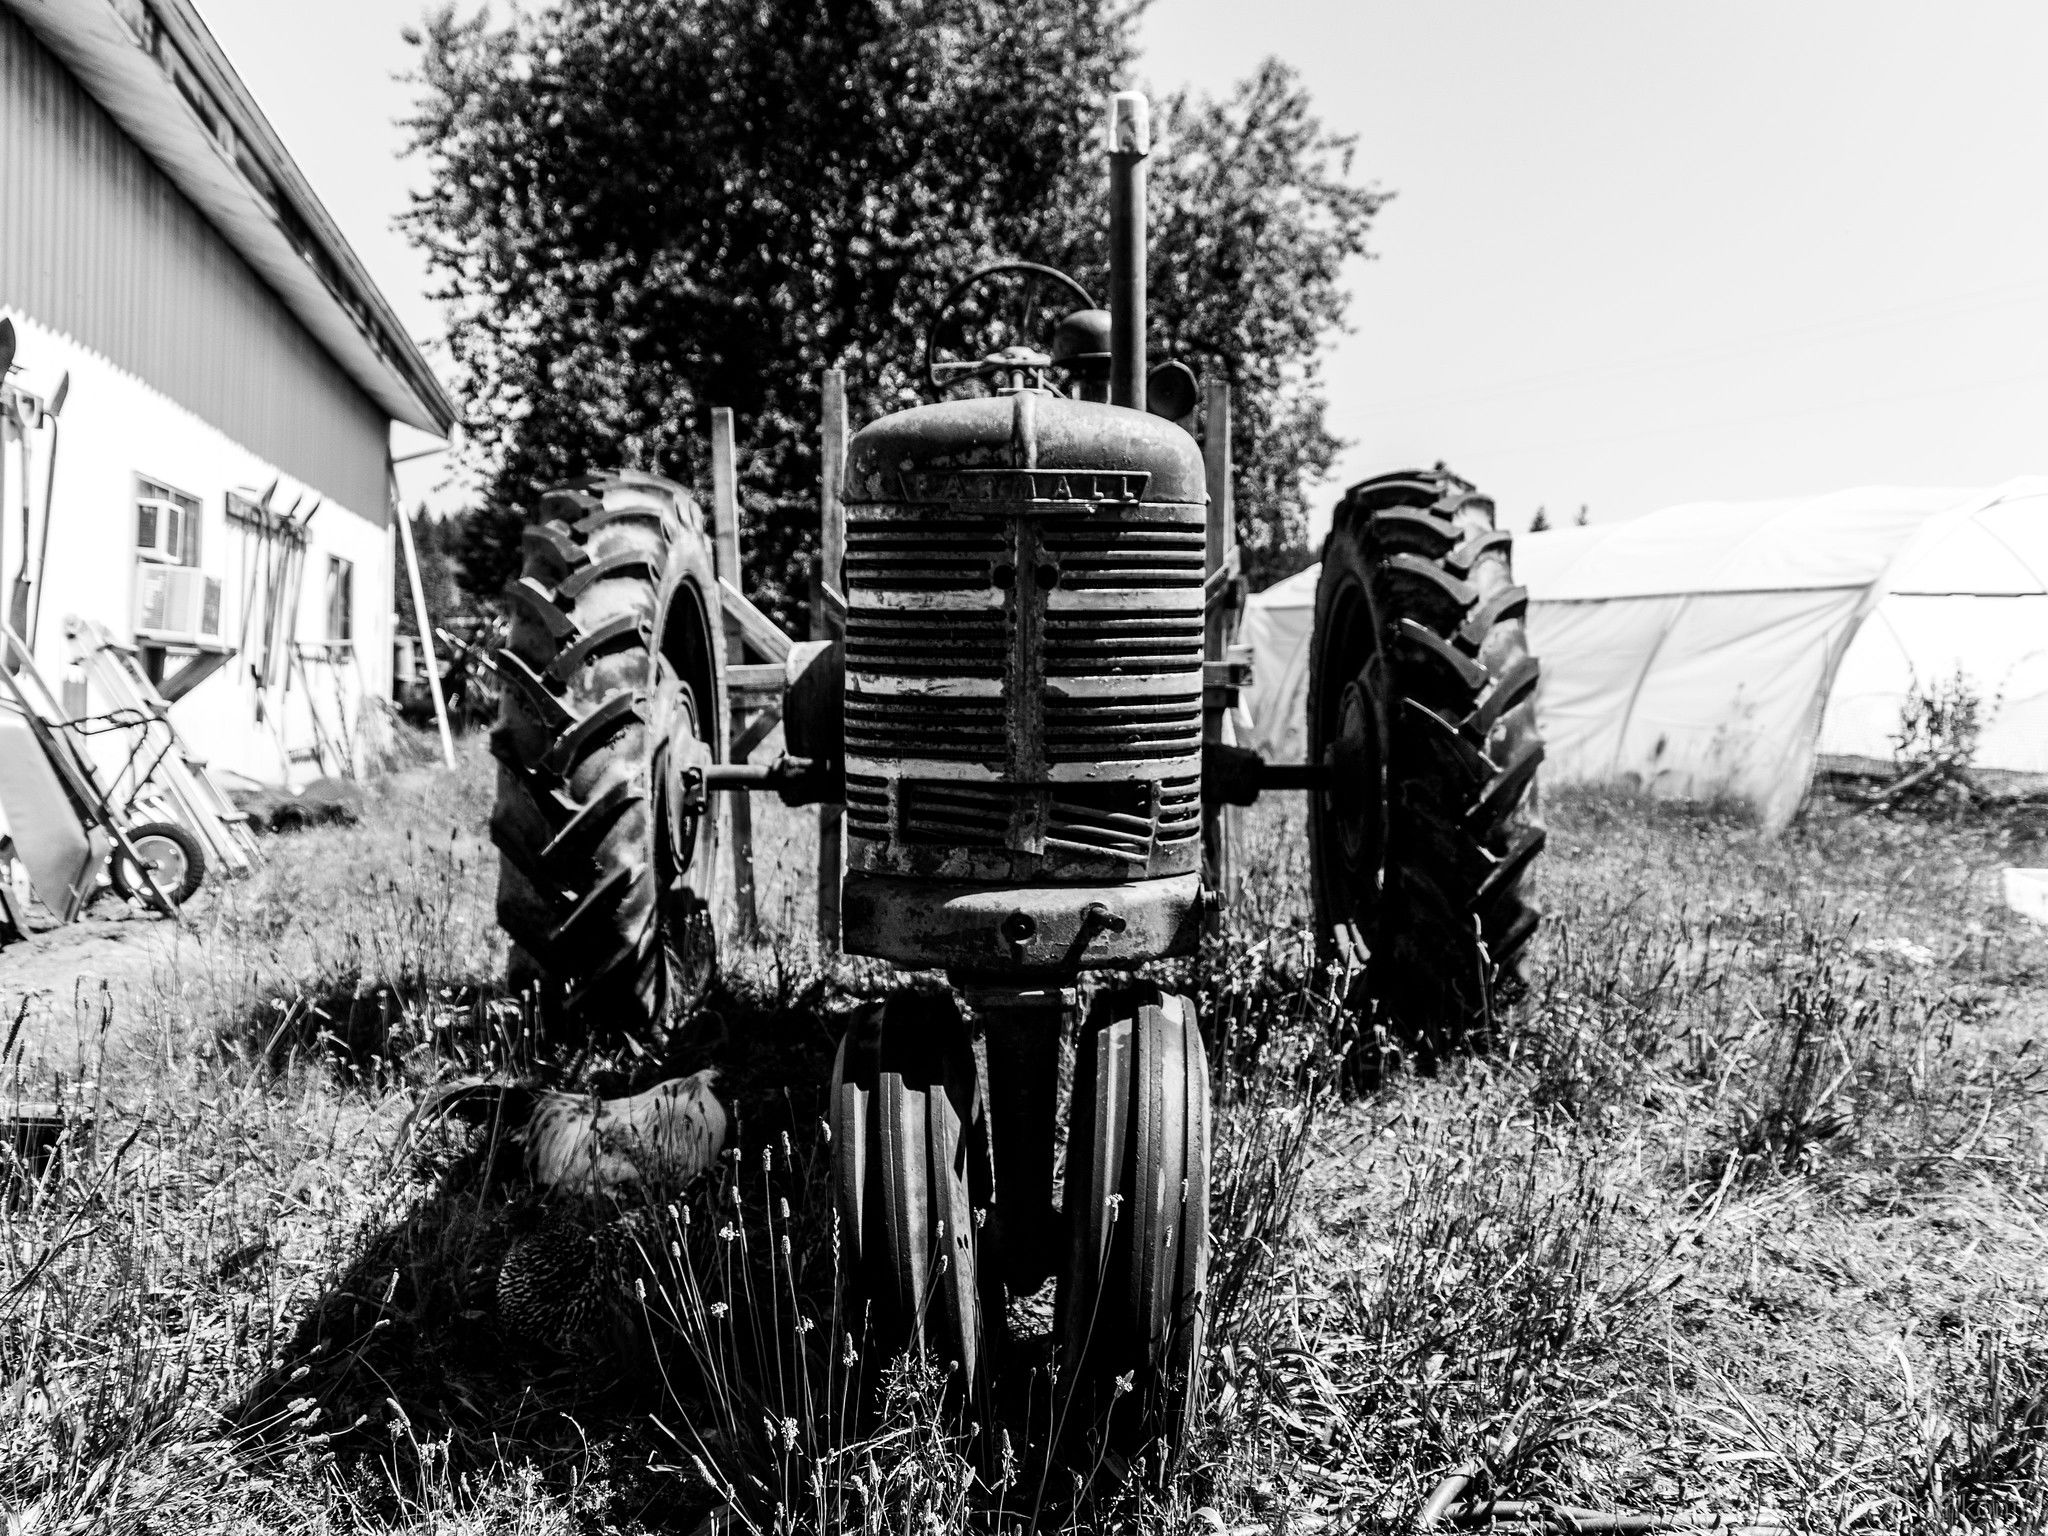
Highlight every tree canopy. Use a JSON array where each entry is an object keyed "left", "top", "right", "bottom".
[
  {"left": 392, "top": 506, "right": 473, "bottom": 638},
  {"left": 403, "top": 0, "right": 1384, "bottom": 621}
]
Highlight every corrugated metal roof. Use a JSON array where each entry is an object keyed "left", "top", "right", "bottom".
[
  {"left": 3, "top": 11, "right": 394, "bottom": 517},
  {"left": 1, "top": 0, "right": 456, "bottom": 436}
]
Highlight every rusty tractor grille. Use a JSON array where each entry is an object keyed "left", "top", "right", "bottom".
[
  {"left": 900, "top": 781, "right": 1012, "bottom": 848},
  {"left": 845, "top": 772, "right": 890, "bottom": 841},
  {"left": 1040, "top": 517, "right": 1206, "bottom": 590},
  {"left": 1045, "top": 691, "right": 1203, "bottom": 764},
  {"left": 845, "top": 518, "right": 1008, "bottom": 592},
  {"left": 845, "top": 694, "right": 1005, "bottom": 764},
  {"left": 1155, "top": 773, "right": 1201, "bottom": 849},
  {"left": 1043, "top": 611, "right": 1203, "bottom": 676},
  {"left": 844, "top": 607, "right": 1007, "bottom": 678},
  {"left": 1046, "top": 783, "right": 1154, "bottom": 867},
  {"left": 898, "top": 780, "right": 1157, "bottom": 868}
]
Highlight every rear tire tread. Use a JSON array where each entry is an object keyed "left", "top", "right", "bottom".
[
  {"left": 1312, "top": 465, "right": 1546, "bottom": 1043},
  {"left": 488, "top": 472, "right": 720, "bottom": 1043}
]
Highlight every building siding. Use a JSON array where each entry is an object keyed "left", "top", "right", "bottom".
[{"left": 0, "top": 8, "right": 389, "bottom": 521}]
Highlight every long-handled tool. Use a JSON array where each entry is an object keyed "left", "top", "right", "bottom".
[
  {"left": 0, "top": 319, "right": 17, "bottom": 674},
  {"left": 1, "top": 314, "right": 71, "bottom": 656},
  {"left": 4, "top": 395, "right": 23, "bottom": 639},
  {"left": 24, "top": 370, "right": 69, "bottom": 651}
]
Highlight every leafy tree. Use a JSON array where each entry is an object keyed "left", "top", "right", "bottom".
[
  {"left": 402, "top": 0, "right": 1381, "bottom": 623},
  {"left": 1528, "top": 505, "right": 1551, "bottom": 532}
]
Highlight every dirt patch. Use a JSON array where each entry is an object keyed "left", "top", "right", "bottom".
[{"left": 0, "top": 902, "right": 191, "bottom": 1073}]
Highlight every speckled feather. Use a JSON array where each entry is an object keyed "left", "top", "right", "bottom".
[{"left": 496, "top": 1206, "right": 655, "bottom": 1350}]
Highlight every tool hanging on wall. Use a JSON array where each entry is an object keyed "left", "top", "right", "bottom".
[
  {"left": 0, "top": 317, "right": 70, "bottom": 656},
  {"left": 272, "top": 498, "right": 320, "bottom": 771},
  {"left": 230, "top": 484, "right": 330, "bottom": 778},
  {"left": 289, "top": 646, "right": 340, "bottom": 776},
  {"left": 260, "top": 492, "right": 305, "bottom": 699},
  {"left": 1, "top": 319, "right": 19, "bottom": 674},
  {"left": 5, "top": 390, "right": 28, "bottom": 641},
  {"left": 25, "top": 370, "right": 69, "bottom": 651}
]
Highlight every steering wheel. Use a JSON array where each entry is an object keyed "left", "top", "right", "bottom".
[{"left": 923, "top": 262, "right": 1097, "bottom": 393}]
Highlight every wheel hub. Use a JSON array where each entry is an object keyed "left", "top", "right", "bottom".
[
  {"left": 659, "top": 684, "right": 710, "bottom": 877},
  {"left": 1327, "top": 676, "right": 1377, "bottom": 873}
]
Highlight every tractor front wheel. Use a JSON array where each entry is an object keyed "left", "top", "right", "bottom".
[
  {"left": 1056, "top": 984, "right": 1210, "bottom": 1469},
  {"left": 831, "top": 993, "right": 997, "bottom": 1404}
]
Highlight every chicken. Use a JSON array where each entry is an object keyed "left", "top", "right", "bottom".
[
  {"left": 522, "top": 1070, "right": 727, "bottom": 1197},
  {"left": 404, "top": 1067, "right": 727, "bottom": 1196},
  {"left": 402, "top": 1069, "right": 728, "bottom": 1350}
]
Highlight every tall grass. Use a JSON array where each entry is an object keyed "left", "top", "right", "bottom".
[{"left": 2, "top": 755, "right": 2045, "bottom": 1531}]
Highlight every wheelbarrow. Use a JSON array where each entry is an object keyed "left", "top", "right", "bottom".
[{"left": 0, "top": 621, "right": 190, "bottom": 939}]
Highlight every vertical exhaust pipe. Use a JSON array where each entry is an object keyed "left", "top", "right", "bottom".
[{"left": 1108, "top": 91, "right": 1149, "bottom": 411}]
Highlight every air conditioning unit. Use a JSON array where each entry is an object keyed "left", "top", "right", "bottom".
[
  {"left": 134, "top": 564, "right": 222, "bottom": 644},
  {"left": 135, "top": 498, "right": 186, "bottom": 563}
]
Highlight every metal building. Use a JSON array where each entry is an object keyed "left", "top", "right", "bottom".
[{"left": 0, "top": 0, "right": 455, "bottom": 784}]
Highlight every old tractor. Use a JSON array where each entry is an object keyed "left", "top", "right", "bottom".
[{"left": 488, "top": 91, "right": 1543, "bottom": 1456}]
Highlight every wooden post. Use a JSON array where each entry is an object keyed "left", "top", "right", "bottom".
[
  {"left": 710, "top": 408, "right": 758, "bottom": 941},
  {"left": 1202, "top": 377, "right": 1237, "bottom": 920},
  {"left": 817, "top": 369, "right": 848, "bottom": 955},
  {"left": 396, "top": 498, "right": 456, "bottom": 770}
]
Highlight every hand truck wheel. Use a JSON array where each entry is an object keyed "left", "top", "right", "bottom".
[
  {"left": 1057, "top": 984, "right": 1211, "bottom": 1466},
  {"left": 108, "top": 820, "right": 204, "bottom": 906},
  {"left": 831, "top": 992, "right": 997, "bottom": 1400}
]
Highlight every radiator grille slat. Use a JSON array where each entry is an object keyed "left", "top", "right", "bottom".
[
  {"left": 845, "top": 608, "right": 1007, "bottom": 679},
  {"left": 902, "top": 781, "right": 1012, "bottom": 842},
  {"left": 892, "top": 780, "right": 1164, "bottom": 867},
  {"left": 1045, "top": 693, "right": 1203, "bottom": 764},
  {"left": 846, "top": 772, "right": 890, "bottom": 839},
  {"left": 1044, "top": 613, "right": 1203, "bottom": 676},
  {"left": 1155, "top": 774, "right": 1201, "bottom": 845},
  {"left": 1042, "top": 518, "right": 1206, "bottom": 590},
  {"left": 845, "top": 696, "right": 1005, "bottom": 761},
  {"left": 846, "top": 519, "right": 1007, "bottom": 591}
]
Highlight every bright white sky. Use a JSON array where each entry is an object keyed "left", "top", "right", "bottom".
[{"left": 197, "top": 1, "right": 2048, "bottom": 535}]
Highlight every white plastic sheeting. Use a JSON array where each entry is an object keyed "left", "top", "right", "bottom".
[
  {"left": 1240, "top": 478, "right": 2048, "bottom": 830},
  {"left": 1239, "top": 562, "right": 1320, "bottom": 767},
  {"left": 1816, "top": 485, "right": 2048, "bottom": 781}
]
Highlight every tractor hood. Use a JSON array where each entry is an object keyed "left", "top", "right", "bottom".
[{"left": 844, "top": 392, "right": 1206, "bottom": 509}]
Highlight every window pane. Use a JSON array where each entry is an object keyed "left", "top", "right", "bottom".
[{"left": 328, "top": 556, "right": 353, "bottom": 643}]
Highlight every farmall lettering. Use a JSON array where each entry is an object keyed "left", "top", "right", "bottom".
[{"left": 891, "top": 467, "right": 1151, "bottom": 509}]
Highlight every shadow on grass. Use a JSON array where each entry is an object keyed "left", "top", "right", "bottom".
[{"left": 225, "top": 963, "right": 851, "bottom": 1527}]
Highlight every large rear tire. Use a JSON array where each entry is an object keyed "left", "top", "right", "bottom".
[
  {"left": 489, "top": 473, "right": 725, "bottom": 1046},
  {"left": 1309, "top": 466, "right": 1544, "bottom": 1051},
  {"left": 1056, "top": 985, "right": 1210, "bottom": 1468}
]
